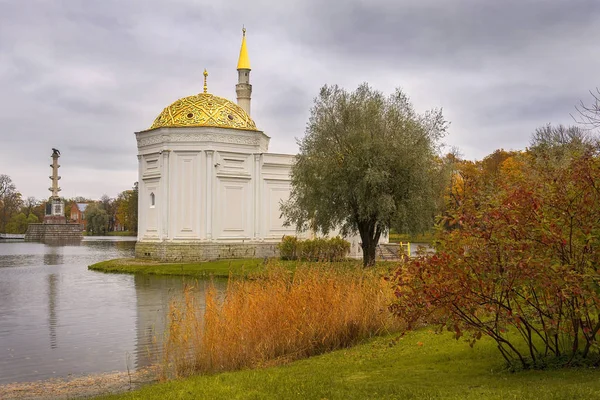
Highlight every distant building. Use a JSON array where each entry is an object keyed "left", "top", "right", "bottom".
[{"left": 70, "top": 203, "right": 88, "bottom": 229}]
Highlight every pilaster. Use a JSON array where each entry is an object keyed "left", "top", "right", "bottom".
[
  {"left": 137, "top": 155, "right": 143, "bottom": 240},
  {"left": 160, "top": 150, "right": 170, "bottom": 239},
  {"left": 254, "top": 153, "right": 261, "bottom": 239},
  {"left": 205, "top": 150, "right": 214, "bottom": 240}
]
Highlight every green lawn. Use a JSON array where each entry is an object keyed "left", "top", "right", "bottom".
[
  {"left": 97, "top": 328, "right": 600, "bottom": 400},
  {"left": 88, "top": 258, "right": 273, "bottom": 278},
  {"left": 89, "top": 258, "right": 398, "bottom": 279}
]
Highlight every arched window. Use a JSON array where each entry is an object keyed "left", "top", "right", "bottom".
[{"left": 150, "top": 192, "right": 155, "bottom": 207}]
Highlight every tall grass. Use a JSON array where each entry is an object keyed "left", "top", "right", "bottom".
[{"left": 160, "top": 263, "right": 401, "bottom": 379}]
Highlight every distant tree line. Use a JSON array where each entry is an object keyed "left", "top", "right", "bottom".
[
  {"left": 0, "top": 175, "right": 43, "bottom": 233},
  {"left": 0, "top": 177, "right": 138, "bottom": 235},
  {"left": 69, "top": 182, "right": 138, "bottom": 236}
]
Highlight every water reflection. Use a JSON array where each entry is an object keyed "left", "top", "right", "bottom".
[
  {"left": 0, "top": 238, "right": 224, "bottom": 385},
  {"left": 48, "top": 274, "right": 58, "bottom": 349},
  {"left": 44, "top": 239, "right": 83, "bottom": 247},
  {"left": 133, "top": 275, "right": 225, "bottom": 369},
  {"left": 43, "top": 247, "right": 62, "bottom": 266}
]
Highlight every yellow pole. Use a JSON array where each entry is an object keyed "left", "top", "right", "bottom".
[{"left": 399, "top": 242, "right": 411, "bottom": 257}]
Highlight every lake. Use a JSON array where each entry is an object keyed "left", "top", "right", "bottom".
[{"left": 0, "top": 238, "right": 220, "bottom": 385}]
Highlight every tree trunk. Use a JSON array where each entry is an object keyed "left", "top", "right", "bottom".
[
  {"left": 359, "top": 220, "right": 382, "bottom": 268},
  {"left": 362, "top": 238, "right": 377, "bottom": 267}
]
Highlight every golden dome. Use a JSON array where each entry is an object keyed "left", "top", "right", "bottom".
[{"left": 150, "top": 92, "right": 257, "bottom": 131}]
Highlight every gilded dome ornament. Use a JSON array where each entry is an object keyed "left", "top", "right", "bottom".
[
  {"left": 149, "top": 92, "right": 258, "bottom": 131},
  {"left": 203, "top": 69, "right": 208, "bottom": 94},
  {"left": 148, "top": 29, "right": 256, "bottom": 132}
]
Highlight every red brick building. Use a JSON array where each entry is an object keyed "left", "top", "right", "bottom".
[{"left": 69, "top": 203, "right": 88, "bottom": 230}]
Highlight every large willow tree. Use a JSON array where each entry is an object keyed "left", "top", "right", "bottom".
[{"left": 282, "top": 84, "right": 448, "bottom": 267}]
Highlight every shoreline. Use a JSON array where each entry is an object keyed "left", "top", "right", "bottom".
[{"left": 0, "top": 367, "right": 157, "bottom": 400}]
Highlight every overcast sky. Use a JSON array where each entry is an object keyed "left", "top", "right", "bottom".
[{"left": 1, "top": 0, "right": 599, "bottom": 200}]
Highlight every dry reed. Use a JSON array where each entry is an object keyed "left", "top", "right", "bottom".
[{"left": 160, "top": 262, "right": 402, "bottom": 379}]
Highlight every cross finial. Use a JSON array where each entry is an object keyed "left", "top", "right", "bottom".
[{"left": 203, "top": 69, "right": 208, "bottom": 93}]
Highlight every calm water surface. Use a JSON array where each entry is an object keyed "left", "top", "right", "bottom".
[{"left": 0, "top": 238, "right": 221, "bottom": 385}]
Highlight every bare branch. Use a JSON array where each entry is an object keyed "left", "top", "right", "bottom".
[{"left": 572, "top": 88, "right": 600, "bottom": 129}]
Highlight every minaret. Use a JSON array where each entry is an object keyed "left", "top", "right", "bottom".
[{"left": 236, "top": 27, "right": 252, "bottom": 115}]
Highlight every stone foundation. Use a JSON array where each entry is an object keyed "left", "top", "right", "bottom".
[
  {"left": 25, "top": 223, "right": 83, "bottom": 242},
  {"left": 43, "top": 215, "right": 67, "bottom": 224},
  {"left": 135, "top": 241, "right": 280, "bottom": 262}
]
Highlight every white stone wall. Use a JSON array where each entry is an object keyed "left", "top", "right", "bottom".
[
  {"left": 136, "top": 126, "right": 299, "bottom": 244},
  {"left": 136, "top": 126, "right": 384, "bottom": 258}
]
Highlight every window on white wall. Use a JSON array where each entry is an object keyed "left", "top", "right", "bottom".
[{"left": 150, "top": 192, "right": 155, "bottom": 207}]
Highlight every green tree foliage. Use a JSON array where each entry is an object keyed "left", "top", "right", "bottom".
[
  {"left": 5, "top": 213, "right": 38, "bottom": 234},
  {"left": 85, "top": 203, "right": 109, "bottom": 236},
  {"left": 115, "top": 182, "right": 138, "bottom": 232},
  {"left": 100, "top": 194, "right": 117, "bottom": 231},
  {"left": 129, "top": 182, "right": 138, "bottom": 232},
  {"left": 18, "top": 196, "right": 45, "bottom": 223},
  {"left": 0, "top": 174, "right": 23, "bottom": 233},
  {"left": 281, "top": 84, "right": 447, "bottom": 266},
  {"left": 5, "top": 213, "right": 26, "bottom": 234},
  {"left": 22, "top": 196, "right": 40, "bottom": 218},
  {"left": 391, "top": 140, "right": 600, "bottom": 369}
]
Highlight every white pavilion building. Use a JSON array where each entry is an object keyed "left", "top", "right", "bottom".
[{"left": 135, "top": 29, "right": 374, "bottom": 261}]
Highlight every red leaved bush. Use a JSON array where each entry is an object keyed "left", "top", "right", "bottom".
[{"left": 390, "top": 146, "right": 600, "bottom": 369}]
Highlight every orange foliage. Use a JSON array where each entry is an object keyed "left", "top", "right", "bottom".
[
  {"left": 161, "top": 263, "right": 401, "bottom": 379},
  {"left": 393, "top": 147, "right": 600, "bottom": 369}
]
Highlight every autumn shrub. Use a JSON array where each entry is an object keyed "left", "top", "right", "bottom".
[
  {"left": 161, "top": 262, "right": 400, "bottom": 379},
  {"left": 278, "top": 236, "right": 350, "bottom": 261},
  {"left": 326, "top": 236, "right": 353, "bottom": 260},
  {"left": 390, "top": 146, "right": 600, "bottom": 369},
  {"left": 297, "top": 237, "right": 325, "bottom": 260},
  {"left": 278, "top": 235, "right": 300, "bottom": 260}
]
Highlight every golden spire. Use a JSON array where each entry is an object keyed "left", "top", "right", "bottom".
[
  {"left": 203, "top": 69, "right": 208, "bottom": 93},
  {"left": 237, "top": 27, "right": 251, "bottom": 70}
]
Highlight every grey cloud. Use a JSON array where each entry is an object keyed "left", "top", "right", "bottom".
[
  {"left": 0, "top": 0, "right": 599, "bottom": 198},
  {"left": 289, "top": 0, "right": 600, "bottom": 67}
]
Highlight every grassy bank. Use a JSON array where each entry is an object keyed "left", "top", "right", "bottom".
[
  {"left": 98, "top": 328, "right": 600, "bottom": 400},
  {"left": 89, "top": 258, "right": 397, "bottom": 279},
  {"left": 88, "top": 258, "right": 272, "bottom": 279},
  {"left": 90, "top": 259, "right": 599, "bottom": 399}
]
